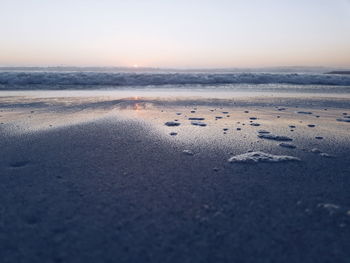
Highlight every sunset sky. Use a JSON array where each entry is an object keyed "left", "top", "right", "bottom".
[{"left": 1, "top": 0, "right": 350, "bottom": 68}]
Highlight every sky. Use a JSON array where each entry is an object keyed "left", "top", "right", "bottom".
[{"left": 1, "top": 0, "right": 350, "bottom": 68}]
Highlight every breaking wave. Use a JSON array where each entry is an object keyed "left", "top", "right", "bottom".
[{"left": 0, "top": 72, "right": 350, "bottom": 89}]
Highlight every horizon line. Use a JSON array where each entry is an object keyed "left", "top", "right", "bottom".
[{"left": 1, "top": 65, "right": 349, "bottom": 70}]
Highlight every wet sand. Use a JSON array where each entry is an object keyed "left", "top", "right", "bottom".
[{"left": 0, "top": 91, "right": 350, "bottom": 263}]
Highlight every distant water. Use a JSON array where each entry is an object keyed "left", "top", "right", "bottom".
[{"left": 0, "top": 70, "right": 350, "bottom": 93}]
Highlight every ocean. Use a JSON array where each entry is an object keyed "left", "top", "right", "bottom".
[{"left": 0, "top": 69, "right": 350, "bottom": 92}]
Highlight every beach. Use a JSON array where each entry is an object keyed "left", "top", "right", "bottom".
[
  {"left": 2, "top": 0, "right": 350, "bottom": 261},
  {"left": 0, "top": 88, "right": 350, "bottom": 262}
]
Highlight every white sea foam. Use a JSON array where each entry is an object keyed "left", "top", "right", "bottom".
[
  {"left": 297, "top": 111, "right": 313, "bottom": 114},
  {"left": 188, "top": 117, "right": 205, "bottom": 120},
  {"left": 337, "top": 118, "right": 350, "bottom": 123},
  {"left": 191, "top": 121, "right": 207, "bottom": 127},
  {"left": 317, "top": 203, "right": 340, "bottom": 214},
  {"left": 258, "top": 130, "right": 270, "bottom": 134},
  {"left": 165, "top": 121, "right": 180, "bottom": 126},
  {"left": 183, "top": 150, "right": 194, "bottom": 156},
  {"left": 310, "top": 148, "right": 334, "bottom": 157},
  {"left": 310, "top": 148, "right": 322, "bottom": 153},
  {"left": 228, "top": 151, "right": 300, "bottom": 163},
  {"left": 258, "top": 134, "right": 293, "bottom": 141},
  {"left": 319, "top": 153, "right": 334, "bottom": 158},
  {"left": 279, "top": 143, "right": 296, "bottom": 149}
]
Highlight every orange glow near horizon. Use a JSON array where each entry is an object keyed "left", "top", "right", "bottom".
[{"left": 0, "top": 1, "right": 349, "bottom": 68}]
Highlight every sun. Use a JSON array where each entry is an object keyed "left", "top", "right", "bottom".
[{"left": 133, "top": 64, "right": 139, "bottom": 68}]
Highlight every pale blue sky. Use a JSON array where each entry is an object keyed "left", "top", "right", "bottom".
[{"left": 1, "top": 0, "right": 350, "bottom": 68}]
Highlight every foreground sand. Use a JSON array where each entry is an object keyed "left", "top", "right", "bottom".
[{"left": 0, "top": 91, "right": 350, "bottom": 263}]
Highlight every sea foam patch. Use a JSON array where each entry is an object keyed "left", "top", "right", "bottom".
[
  {"left": 336, "top": 118, "right": 350, "bottom": 123},
  {"left": 258, "top": 134, "right": 293, "bottom": 141},
  {"left": 165, "top": 121, "right": 181, "bottom": 126},
  {"left": 191, "top": 121, "right": 207, "bottom": 127},
  {"left": 279, "top": 143, "right": 296, "bottom": 149},
  {"left": 228, "top": 151, "right": 300, "bottom": 163}
]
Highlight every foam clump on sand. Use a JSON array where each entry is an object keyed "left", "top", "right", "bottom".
[
  {"left": 311, "top": 148, "right": 322, "bottom": 153},
  {"left": 279, "top": 143, "right": 296, "bottom": 149},
  {"left": 165, "top": 121, "right": 181, "bottom": 126},
  {"left": 191, "top": 121, "right": 207, "bottom": 127},
  {"left": 318, "top": 203, "right": 340, "bottom": 215},
  {"left": 319, "top": 152, "right": 334, "bottom": 158},
  {"left": 258, "top": 130, "right": 270, "bottom": 134},
  {"left": 183, "top": 150, "right": 194, "bottom": 156},
  {"left": 258, "top": 134, "right": 293, "bottom": 141},
  {"left": 188, "top": 117, "right": 205, "bottom": 120},
  {"left": 310, "top": 148, "right": 334, "bottom": 158},
  {"left": 336, "top": 118, "right": 350, "bottom": 123},
  {"left": 297, "top": 111, "right": 313, "bottom": 114},
  {"left": 228, "top": 151, "right": 300, "bottom": 163}
]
